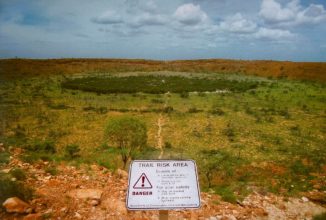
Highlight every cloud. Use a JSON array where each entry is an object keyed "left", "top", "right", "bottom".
[
  {"left": 91, "top": 10, "right": 123, "bottom": 24},
  {"left": 138, "top": 0, "right": 158, "bottom": 14},
  {"left": 128, "top": 13, "right": 168, "bottom": 28},
  {"left": 220, "top": 13, "right": 257, "bottom": 34},
  {"left": 254, "top": 27, "right": 296, "bottom": 40},
  {"left": 259, "top": 0, "right": 298, "bottom": 23},
  {"left": 259, "top": 0, "right": 326, "bottom": 26},
  {"left": 296, "top": 4, "right": 326, "bottom": 25},
  {"left": 173, "top": 3, "right": 208, "bottom": 25}
]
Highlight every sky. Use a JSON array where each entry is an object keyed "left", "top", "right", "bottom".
[{"left": 0, "top": 0, "right": 326, "bottom": 61}]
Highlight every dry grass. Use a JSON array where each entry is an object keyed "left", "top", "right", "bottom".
[{"left": 0, "top": 58, "right": 325, "bottom": 82}]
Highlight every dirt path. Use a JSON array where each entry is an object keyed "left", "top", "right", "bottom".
[{"left": 156, "top": 92, "right": 169, "bottom": 159}]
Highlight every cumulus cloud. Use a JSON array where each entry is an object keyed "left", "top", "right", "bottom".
[
  {"left": 173, "top": 3, "right": 208, "bottom": 25},
  {"left": 254, "top": 27, "right": 296, "bottom": 40},
  {"left": 259, "top": 0, "right": 326, "bottom": 26},
  {"left": 220, "top": 13, "right": 257, "bottom": 34},
  {"left": 296, "top": 4, "right": 326, "bottom": 25},
  {"left": 91, "top": 10, "right": 123, "bottom": 24},
  {"left": 259, "top": 0, "right": 298, "bottom": 23},
  {"left": 139, "top": 0, "right": 158, "bottom": 14},
  {"left": 128, "top": 13, "right": 168, "bottom": 28}
]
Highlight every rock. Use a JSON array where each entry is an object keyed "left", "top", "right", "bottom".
[
  {"left": 23, "top": 213, "right": 42, "bottom": 220},
  {"left": 302, "top": 197, "right": 309, "bottom": 202},
  {"left": 90, "top": 199, "right": 99, "bottom": 206},
  {"left": 1, "top": 168, "right": 11, "bottom": 173},
  {"left": 44, "top": 208, "right": 53, "bottom": 215},
  {"left": 306, "top": 191, "right": 326, "bottom": 203},
  {"left": 226, "top": 215, "right": 237, "bottom": 220},
  {"left": 215, "top": 215, "right": 222, "bottom": 220},
  {"left": 44, "top": 176, "right": 51, "bottom": 180},
  {"left": 116, "top": 169, "right": 128, "bottom": 179},
  {"left": 68, "top": 189, "right": 103, "bottom": 200},
  {"left": 2, "top": 197, "right": 32, "bottom": 214},
  {"left": 75, "top": 212, "right": 82, "bottom": 219},
  {"left": 71, "top": 183, "right": 80, "bottom": 189}
]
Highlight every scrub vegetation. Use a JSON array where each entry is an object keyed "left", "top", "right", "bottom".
[
  {"left": 0, "top": 59, "right": 325, "bottom": 203},
  {"left": 61, "top": 75, "right": 261, "bottom": 94}
]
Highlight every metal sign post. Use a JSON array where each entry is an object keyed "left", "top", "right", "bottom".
[
  {"left": 159, "top": 210, "right": 169, "bottom": 220},
  {"left": 126, "top": 160, "right": 201, "bottom": 219}
]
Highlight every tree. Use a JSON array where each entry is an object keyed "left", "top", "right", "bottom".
[
  {"left": 104, "top": 116, "right": 147, "bottom": 169},
  {"left": 199, "top": 149, "right": 235, "bottom": 188}
]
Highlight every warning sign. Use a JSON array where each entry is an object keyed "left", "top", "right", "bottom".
[
  {"left": 133, "top": 173, "right": 152, "bottom": 189},
  {"left": 126, "top": 160, "right": 201, "bottom": 210}
]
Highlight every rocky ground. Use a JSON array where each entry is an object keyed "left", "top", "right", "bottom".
[{"left": 1, "top": 148, "right": 325, "bottom": 220}]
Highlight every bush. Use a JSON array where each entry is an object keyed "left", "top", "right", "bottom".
[
  {"left": 188, "top": 107, "right": 202, "bottom": 113},
  {"left": 180, "top": 91, "right": 189, "bottom": 98},
  {"left": 213, "top": 186, "right": 237, "bottom": 203},
  {"left": 223, "top": 123, "right": 236, "bottom": 141},
  {"left": 0, "top": 173, "right": 33, "bottom": 204},
  {"left": 163, "top": 106, "right": 174, "bottom": 113},
  {"left": 61, "top": 75, "right": 260, "bottom": 94},
  {"left": 313, "top": 213, "right": 326, "bottom": 220},
  {"left": 198, "top": 149, "right": 242, "bottom": 188},
  {"left": 151, "top": 99, "right": 164, "bottom": 104},
  {"left": 64, "top": 144, "right": 81, "bottom": 159},
  {"left": 14, "top": 125, "right": 26, "bottom": 138},
  {"left": 278, "top": 109, "right": 291, "bottom": 119},
  {"left": 45, "top": 166, "right": 58, "bottom": 175},
  {"left": 210, "top": 108, "right": 225, "bottom": 116},
  {"left": 164, "top": 142, "right": 173, "bottom": 149},
  {"left": 21, "top": 139, "right": 57, "bottom": 163},
  {"left": 104, "top": 116, "right": 147, "bottom": 169},
  {"left": 25, "top": 139, "right": 56, "bottom": 154},
  {"left": 10, "top": 168, "right": 26, "bottom": 181},
  {"left": 0, "top": 151, "right": 10, "bottom": 165}
]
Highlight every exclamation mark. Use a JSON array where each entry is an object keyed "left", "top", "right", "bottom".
[{"left": 141, "top": 175, "right": 145, "bottom": 187}]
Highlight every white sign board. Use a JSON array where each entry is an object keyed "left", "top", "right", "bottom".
[{"left": 126, "top": 160, "right": 201, "bottom": 210}]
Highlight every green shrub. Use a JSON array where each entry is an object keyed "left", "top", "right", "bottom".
[
  {"left": 9, "top": 168, "right": 26, "bottom": 181},
  {"left": 0, "top": 151, "right": 10, "bottom": 165},
  {"left": 223, "top": 123, "right": 236, "bottom": 141},
  {"left": 213, "top": 186, "right": 237, "bottom": 203},
  {"left": 20, "top": 153, "right": 53, "bottom": 163},
  {"left": 164, "top": 142, "right": 173, "bottom": 149},
  {"left": 210, "top": 108, "right": 225, "bottom": 116},
  {"left": 180, "top": 91, "right": 189, "bottom": 98},
  {"left": 278, "top": 109, "right": 291, "bottom": 119},
  {"left": 151, "top": 98, "right": 164, "bottom": 104},
  {"left": 198, "top": 92, "right": 206, "bottom": 97},
  {"left": 313, "top": 213, "right": 326, "bottom": 220},
  {"left": 64, "top": 144, "right": 81, "bottom": 159},
  {"left": 0, "top": 173, "right": 33, "bottom": 204},
  {"left": 104, "top": 116, "right": 147, "bottom": 169},
  {"left": 14, "top": 125, "right": 26, "bottom": 138},
  {"left": 188, "top": 107, "right": 202, "bottom": 113},
  {"left": 163, "top": 106, "right": 174, "bottom": 113},
  {"left": 21, "top": 140, "right": 57, "bottom": 163},
  {"left": 61, "top": 75, "right": 260, "bottom": 94},
  {"left": 45, "top": 166, "right": 58, "bottom": 175},
  {"left": 25, "top": 139, "right": 56, "bottom": 154},
  {"left": 289, "top": 160, "right": 311, "bottom": 175}
]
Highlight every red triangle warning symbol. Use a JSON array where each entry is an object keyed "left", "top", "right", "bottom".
[{"left": 133, "top": 173, "right": 152, "bottom": 189}]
